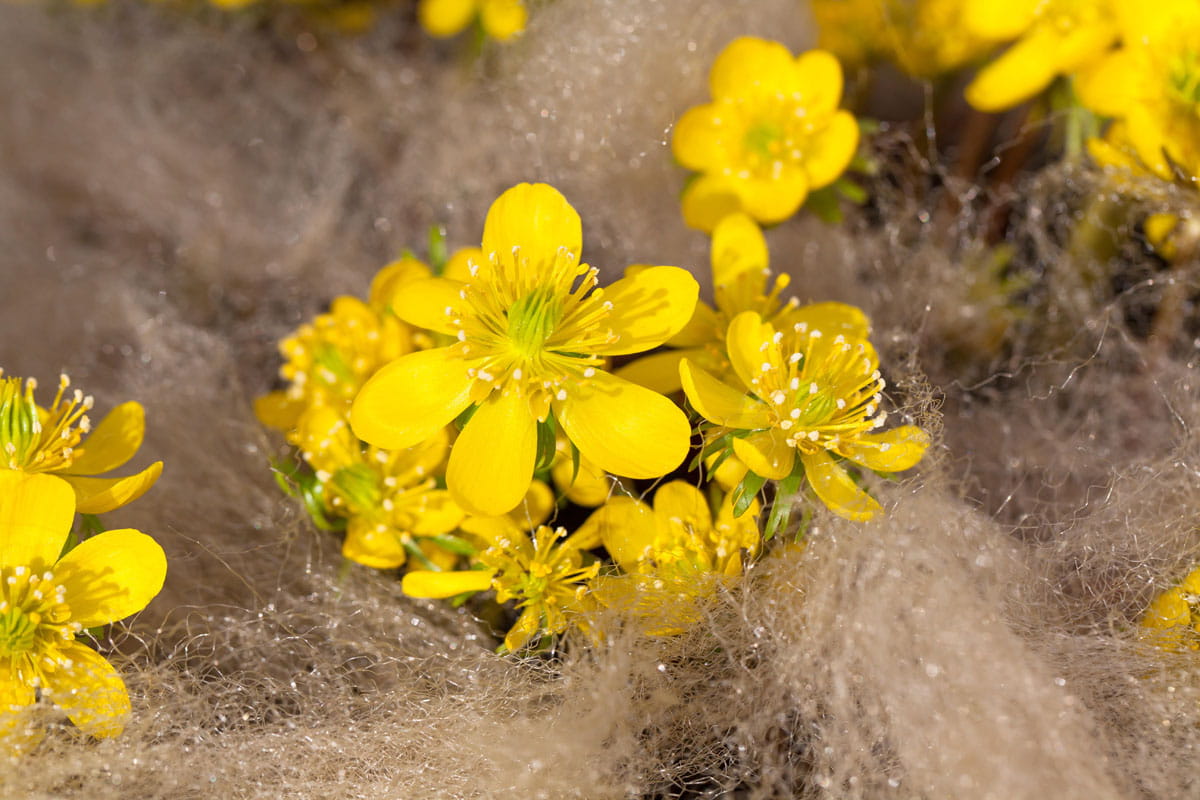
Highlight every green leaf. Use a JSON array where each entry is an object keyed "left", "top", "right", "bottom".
[
  {"left": 804, "top": 186, "right": 843, "bottom": 224},
  {"left": 834, "top": 177, "right": 868, "bottom": 206},
  {"left": 732, "top": 471, "right": 767, "bottom": 518},
  {"left": 454, "top": 403, "right": 479, "bottom": 431},
  {"left": 428, "top": 225, "right": 449, "bottom": 275},
  {"left": 429, "top": 533, "right": 478, "bottom": 557},
  {"left": 534, "top": 415, "right": 558, "bottom": 473},
  {"left": 764, "top": 458, "right": 806, "bottom": 541}
]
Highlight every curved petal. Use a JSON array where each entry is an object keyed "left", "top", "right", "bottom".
[
  {"left": 838, "top": 425, "right": 930, "bottom": 473},
  {"left": 418, "top": 0, "right": 475, "bottom": 37},
  {"left": 801, "top": 450, "right": 881, "bottom": 521},
  {"left": 552, "top": 452, "right": 611, "bottom": 507},
  {"left": 738, "top": 170, "right": 809, "bottom": 225},
  {"left": 793, "top": 50, "right": 844, "bottom": 115},
  {"left": 556, "top": 371, "right": 691, "bottom": 479},
  {"left": 732, "top": 428, "right": 796, "bottom": 480},
  {"left": 404, "top": 491, "right": 466, "bottom": 536},
  {"left": 349, "top": 348, "right": 473, "bottom": 451},
  {"left": 443, "top": 247, "right": 486, "bottom": 281},
  {"left": 680, "top": 174, "right": 744, "bottom": 233},
  {"left": 44, "top": 641, "right": 130, "bottom": 739},
  {"left": 55, "top": 529, "right": 166, "bottom": 628},
  {"left": 964, "top": 28, "right": 1060, "bottom": 112},
  {"left": 402, "top": 568, "right": 495, "bottom": 598},
  {"left": 671, "top": 103, "right": 733, "bottom": 171},
  {"left": 391, "top": 277, "right": 467, "bottom": 335},
  {"left": 504, "top": 607, "right": 543, "bottom": 652},
  {"left": 67, "top": 402, "right": 145, "bottom": 476},
  {"left": 342, "top": 517, "right": 406, "bottom": 570},
  {"left": 480, "top": 0, "right": 526, "bottom": 40},
  {"left": 724, "top": 310, "right": 772, "bottom": 395},
  {"left": 668, "top": 302, "right": 720, "bottom": 348},
  {"left": 446, "top": 388, "right": 537, "bottom": 516},
  {"left": 710, "top": 37, "right": 801, "bottom": 99},
  {"left": 253, "top": 391, "right": 304, "bottom": 433},
  {"left": 460, "top": 514, "right": 524, "bottom": 546},
  {"left": 369, "top": 256, "right": 433, "bottom": 313},
  {"left": 712, "top": 212, "right": 768, "bottom": 287},
  {"left": 580, "top": 496, "right": 655, "bottom": 573},
  {"left": 482, "top": 183, "right": 582, "bottom": 268},
  {"left": 963, "top": 0, "right": 1038, "bottom": 39},
  {"left": 793, "top": 301, "right": 871, "bottom": 339},
  {"left": 0, "top": 471, "right": 74, "bottom": 570},
  {"left": 508, "top": 479, "right": 555, "bottom": 529},
  {"left": 652, "top": 480, "right": 710, "bottom": 533},
  {"left": 64, "top": 461, "right": 163, "bottom": 515},
  {"left": 680, "top": 360, "right": 772, "bottom": 429},
  {"left": 1126, "top": 106, "right": 1173, "bottom": 180},
  {"left": 591, "top": 266, "right": 700, "bottom": 355},
  {"left": 615, "top": 349, "right": 690, "bottom": 395},
  {"left": 0, "top": 681, "right": 41, "bottom": 756},
  {"left": 804, "top": 111, "right": 859, "bottom": 190}
]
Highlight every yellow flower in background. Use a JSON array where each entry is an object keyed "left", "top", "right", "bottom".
[
  {"left": 297, "top": 407, "right": 462, "bottom": 570},
  {"left": 418, "top": 0, "right": 526, "bottom": 42},
  {"left": 672, "top": 37, "right": 859, "bottom": 232},
  {"left": 1076, "top": 1, "right": 1200, "bottom": 183},
  {"left": 255, "top": 258, "right": 431, "bottom": 440},
  {"left": 0, "top": 471, "right": 166, "bottom": 751},
  {"left": 963, "top": 0, "right": 1116, "bottom": 112},
  {"left": 402, "top": 517, "right": 600, "bottom": 652},
  {"left": 680, "top": 310, "right": 928, "bottom": 521},
  {"left": 0, "top": 373, "right": 161, "bottom": 514},
  {"left": 579, "top": 481, "right": 760, "bottom": 636},
  {"left": 1139, "top": 565, "right": 1200, "bottom": 651},
  {"left": 350, "top": 183, "right": 698, "bottom": 517},
  {"left": 617, "top": 212, "right": 868, "bottom": 394}
]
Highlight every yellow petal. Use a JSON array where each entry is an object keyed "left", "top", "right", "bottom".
[
  {"left": 1140, "top": 585, "right": 1191, "bottom": 630},
  {"left": 793, "top": 301, "right": 870, "bottom": 339},
  {"left": 369, "top": 256, "right": 433, "bottom": 313},
  {"left": 738, "top": 170, "right": 809, "bottom": 225},
  {"left": 253, "top": 391, "right": 304, "bottom": 433},
  {"left": 55, "top": 528, "right": 166, "bottom": 628},
  {"left": 480, "top": 0, "right": 526, "bottom": 40},
  {"left": 804, "top": 111, "right": 859, "bottom": 190},
  {"left": 614, "top": 349, "right": 690, "bottom": 395},
  {"left": 460, "top": 513, "right": 525, "bottom": 546},
  {"left": 591, "top": 266, "right": 700, "bottom": 356},
  {"left": 1126, "top": 106, "right": 1173, "bottom": 180},
  {"left": 64, "top": 461, "right": 163, "bottom": 515},
  {"left": 402, "top": 568, "right": 495, "bottom": 598},
  {"left": 651, "top": 480, "right": 710, "bottom": 533},
  {"left": 555, "top": 371, "right": 691, "bottom": 479},
  {"left": 793, "top": 50, "right": 844, "bottom": 115},
  {"left": 504, "top": 606, "right": 543, "bottom": 652},
  {"left": 418, "top": 0, "right": 475, "bottom": 37},
  {"left": 442, "top": 247, "right": 485, "bottom": 281},
  {"left": 391, "top": 277, "right": 466, "bottom": 335},
  {"left": 482, "top": 183, "right": 582, "bottom": 269},
  {"left": 671, "top": 103, "right": 733, "bottom": 171},
  {"left": 68, "top": 402, "right": 145, "bottom": 476},
  {"left": 1055, "top": 21, "right": 1115, "bottom": 74},
  {"left": 509, "top": 479, "right": 555, "bottom": 529},
  {"left": 964, "top": 28, "right": 1060, "bottom": 112},
  {"left": 551, "top": 451, "right": 611, "bottom": 507},
  {"left": 724, "top": 310, "right": 771, "bottom": 394},
  {"left": 406, "top": 491, "right": 466, "bottom": 536},
  {"left": 838, "top": 425, "right": 930, "bottom": 472},
  {"left": 342, "top": 517, "right": 406, "bottom": 570},
  {"left": 44, "top": 641, "right": 130, "bottom": 739},
  {"left": 580, "top": 495, "right": 655, "bottom": 573},
  {"left": 447, "top": 388, "right": 537, "bottom": 516},
  {"left": 679, "top": 360, "right": 772, "bottom": 429},
  {"left": 711, "top": 212, "right": 768, "bottom": 287},
  {"left": 349, "top": 348, "right": 473, "bottom": 451},
  {"left": 801, "top": 450, "right": 881, "bottom": 521},
  {"left": 709, "top": 37, "right": 801, "bottom": 99},
  {"left": 0, "top": 682, "right": 41, "bottom": 756},
  {"left": 732, "top": 428, "right": 796, "bottom": 480},
  {"left": 0, "top": 471, "right": 74, "bottom": 569},
  {"left": 963, "top": 0, "right": 1038, "bottom": 39},
  {"left": 668, "top": 302, "right": 720, "bottom": 348},
  {"left": 680, "top": 174, "right": 744, "bottom": 233}
]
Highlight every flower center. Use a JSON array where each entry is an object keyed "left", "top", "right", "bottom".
[
  {"left": 732, "top": 98, "right": 812, "bottom": 178},
  {"left": 1168, "top": 49, "right": 1200, "bottom": 114},
  {"left": 0, "top": 565, "right": 79, "bottom": 686},
  {"left": 506, "top": 288, "right": 563, "bottom": 358},
  {"left": 0, "top": 373, "right": 92, "bottom": 472},
  {"left": 332, "top": 463, "right": 384, "bottom": 515}
]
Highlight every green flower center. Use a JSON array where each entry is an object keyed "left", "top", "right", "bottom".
[
  {"left": 1168, "top": 49, "right": 1200, "bottom": 113},
  {"left": 0, "top": 566, "right": 77, "bottom": 683},
  {"left": 312, "top": 342, "right": 356, "bottom": 389},
  {"left": 0, "top": 374, "right": 91, "bottom": 472},
  {"left": 0, "top": 376, "right": 42, "bottom": 469},
  {"left": 332, "top": 463, "right": 384, "bottom": 515},
  {"left": 744, "top": 120, "right": 785, "bottom": 160},
  {"left": 0, "top": 608, "right": 38, "bottom": 657},
  {"left": 506, "top": 288, "right": 563, "bottom": 358}
]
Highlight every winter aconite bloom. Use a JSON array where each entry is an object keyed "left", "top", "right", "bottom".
[
  {"left": 580, "top": 481, "right": 760, "bottom": 635},
  {"left": 1140, "top": 566, "right": 1200, "bottom": 651},
  {"left": 0, "top": 373, "right": 161, "bottom": 514},
  {"left": 350, "top": 183, "right": 698, "bottom": 517},
  {"left": 963, "top": 0, "right": 1116, "bottom": 111},
  {"left": 0, "top": 471, "right": 166, "bottom": 751},
  {"left": 672, "top": 37, "right": 859, "bottom": 231},
  {"left": 680, "top": 310, "right": 929, "bottom": 521},
  {"left": 418, "top": 0, "right": 526, "bottom": 42},
  {"left": 402, "top": 517, "right": 600, "bottom": 652}
]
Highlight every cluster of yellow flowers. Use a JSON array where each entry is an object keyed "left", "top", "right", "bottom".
[
  {"left": 0, "top": 372, "right": 166, "bottom": 752},
  {"left": 260, "top": 181, "right": 929, "bottom": 652}
]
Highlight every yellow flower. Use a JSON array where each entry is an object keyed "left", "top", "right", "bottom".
[
  {"left": 963, "top": 0, "right": 1117, "bottom": 111},
  {"left": 255, "top": 258, "right": 431, "bottom": 441},
  {"left": 680, "top": 310, "right": 929, "bottom": 521},
  {"left": 617, "top": 212, "right": 869, "bottom": 394},
  {"left": 579, "top": 481, "right": 760, "bottom": 636},
  {"left": 0, "top": 373, "right": 161, "bottom": 514},
  {"left": 297, "top": 406, "right": 462, "bottom": 570},
  {"left": 418, "top": 0, "right": 526, "bottom": 42},
  {"left": 1139, "top": 565, "right": 1200, "bottom": 651},
  {"left": 1076, "top": 1, "right": 1200, "bottom": 183},
  {"left": 350, "top": 183, "right": 698, "bottom": 517},
  {"left": 0, "top": 471, "right": 166, "bottom": 751},
  {"left": 402, "top": 517, "right": 600, "bottom": 652},
  {"left": 672, "top": 37, "right": 859, "bottom": 232}
]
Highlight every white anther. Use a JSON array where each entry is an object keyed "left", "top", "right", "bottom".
[
  {"left": 760, "top": 362, "right": 772, "bottom": 372},
  {"left": 780, "top": 420, "right": 793, "bottom": 430},
  {"left": 583, "top": 367, "right": 596, "bottom": 378},
  {"left": 836, "top": 399, "right": 846, "bottom": 410},
  {"left": 808, "top": 431, "right": 819, "bottom": 441},
  {"left": 512, "top": 368, "right": 523, "bottom": 380},
  {"left": 770, "top": 391, "right": 786, "bottom": 405},
  {"left": 556, "top": 389, "right": 568, "bottom": 401}
]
